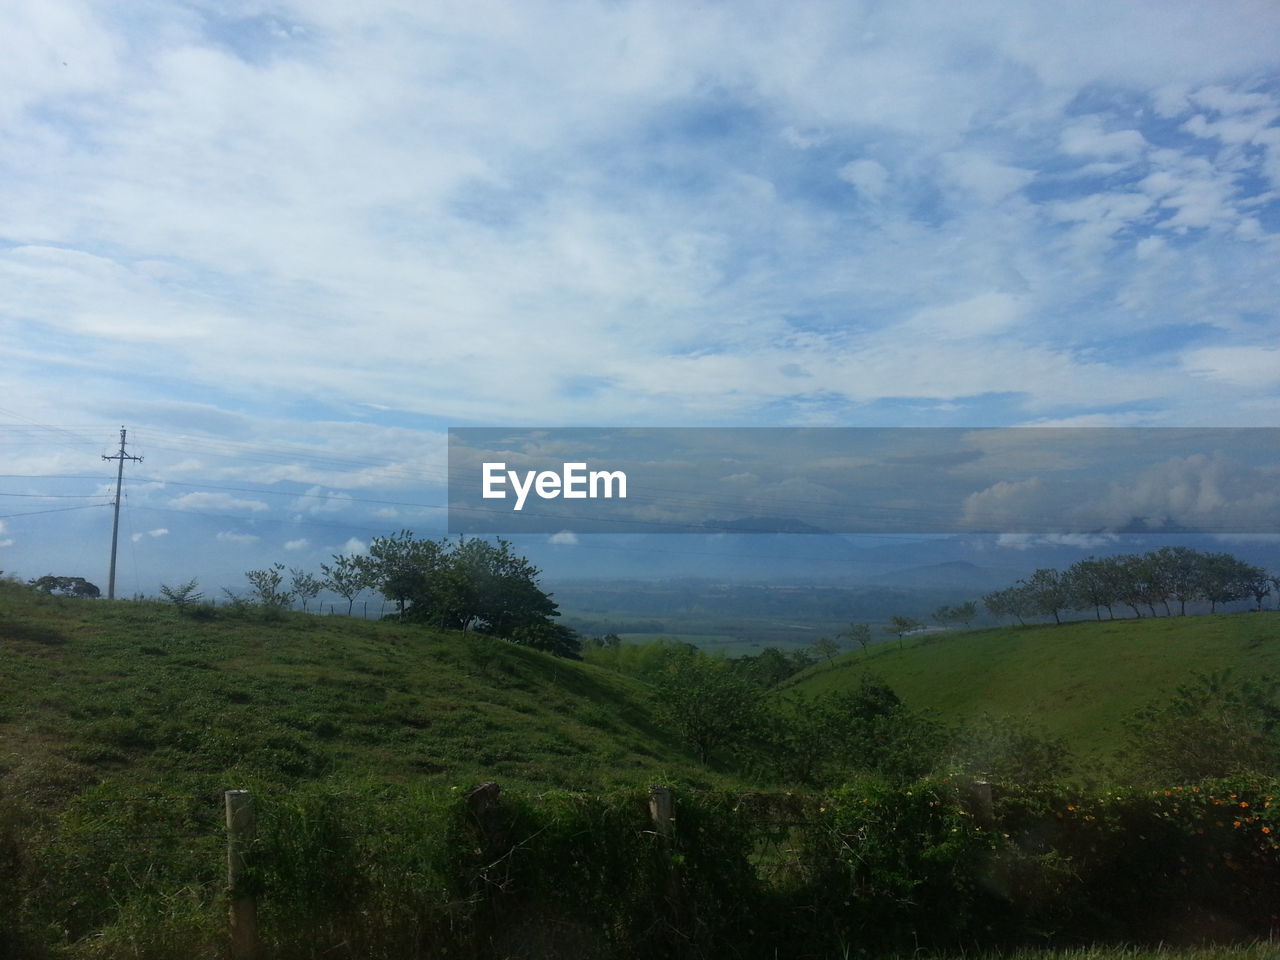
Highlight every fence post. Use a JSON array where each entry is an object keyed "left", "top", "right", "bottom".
[
  {"left": 649, "top": 785, "right": 686, "bottom": 940},
  {"left": 225, "top": 789, "right": 258, "bottom": 960},
  {"left": 969, "top": 779, "right": 994, "bottom": 827},
  {"left": 649, "top": 785, "right": 674, "bottom": 840}
]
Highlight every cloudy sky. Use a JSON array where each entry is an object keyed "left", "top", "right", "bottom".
[{"left": 2, "top": 0, "right": 1278, "bottom": 593}]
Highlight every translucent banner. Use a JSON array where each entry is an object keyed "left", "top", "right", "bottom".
[{"left": 447, "top": 427, "right": 1280, "bottom": 535}]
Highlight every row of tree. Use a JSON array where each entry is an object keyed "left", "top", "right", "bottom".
[
  {"left": 162, "top": 532, "right": 580, "bottom": 657},
  {"left": 982, "top": 546, "right": 1277, "bottom": 625}
]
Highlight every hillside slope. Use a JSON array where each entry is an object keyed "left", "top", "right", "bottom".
[
  {"left": 0, "top": 581, "right": 724, "bottom": 809},
  {"left": 784, "top": 611, "right": 1280, "bottom": 764}
]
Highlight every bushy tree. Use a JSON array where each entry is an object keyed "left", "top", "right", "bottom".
[
  {"left": 770, "top": 676, "right": 944, "bottom": 785},
  {"left": 1122, "top": 670, "right": 1280, "bottom": 782},
  {"left": 812, "top": 636, "right": 841, "bottom": 662},
  {"left": 844, "top": 622, "right": 873, "bottom": 657},
  {"left": 353, "top": 532, "right": 572, "bottom": 655},
  {"left": 29, "top": 575, "right": 100, "bottom": 598},
  {"left": 657, "top": 653, "right": 765, "bottom": 765},
  {"left": 320, "top": 554, "right": 366, "bottom": 614},
  {"left": 885, "top": 615, "right": 920, "bottom": 649},
  {"left": 1065, "top": 557, "right": 1121, "bottom": 621},
  {"left": 159, "top": 578, "right": 203, "bottom": 609},
  {"left": 948, "top": 715, "right": 1072, "bottom": 786},
  {"left": 289, "top": 568, "right": 322, "bottom": 612},
  {"left": 355, "top": 530, "right": 443, "bottom": 618},
  {"left": 245, "top": 562, "right": 293, "bottom": 607},
  {"left": 1019, "top": 568, "right": 1070, "bottom": 625},
  {"left": 1150, "top": 545, "right": 1202, "bottom": 616},
  {"left": 932, "top": 602, "right": 977, "bottom": 629}
]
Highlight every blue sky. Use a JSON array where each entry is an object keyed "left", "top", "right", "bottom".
[{"left": 1, "top": 0, "right": 1278, "bottom": 593}]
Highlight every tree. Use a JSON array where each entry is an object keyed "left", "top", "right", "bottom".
[
  {"left": 1240, "top": 567, "right": 1275, "bottom": 612},
  {"left": 949, "top": 715, "right": 1072, "bottom": 786},
  {"left": 1150, "top": 545, "right": 1203, "bottom": 616},
  {"left": 355, "top": 533, "right": 573, "bottom": 655},
  {"left": 159, "top": 578, "right": 203, "bottom": 609},
  {"left": 1065, "top": 557, "right": 1120, "bottom": 621},
  {"left": 1019, "top": 568, "right": 1070, "bottom": 624},
  {"left": 1197, "top": 552, "right": 1254, "bottom": 613},
  {"left": 509, "top": 620, "right": 582, "bottom": 659},
  {"left": 932, "top": 601, "right": 977, "bottom": 629},
  {"left": 812, "top": 636, "right": 841, "bottom": 662},
  {"left": 420, "top": 537, "right": 559, "bottom": 637},
  {"left": 884, "top": 615, "right": 920, "bottom": 650},
  {"left": 657, "top": 653, "right": 764, "bottom": 764},
  {"left": 29, "top": 574, "right": 101, "bottom": 598},
  {"left": 356, "top": 530, "right": 443, "bottom": 619},
  {"left": 320, "top": 554, "right": 366, "bottom": 615},
  {"left": 244, "top": 562, "right": 293, "bottom": 607},
  {"left": 950, "top": 600, "right": 976, "bottom": 627},
  {"left": 983, "top": 585, "right": 1035, "bottom": 626},
  {"left": 770, "top": 676, "right": 943, "bottom": 785},
  {"left": 734, "top": 647, "right": 800, "bottom": 688},
  {"left": 1123, "top": 670, "right": 1280, "bottom": 782},
  {"left": 844, "top": 622, "right": 873, "bottom": 657},
  {"left": 289, "top": 567, "right": 322, "bottom": 612}
]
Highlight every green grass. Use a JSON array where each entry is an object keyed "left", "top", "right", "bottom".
[
  {"left": 884, "top": 948, "right": 1278, "bottom": 960},
  {"left": 784, "top": 612, "right": 1280, "bottom": 765},
  {"left": 0, "top": 580, "right": 730, "bottom": 812}
]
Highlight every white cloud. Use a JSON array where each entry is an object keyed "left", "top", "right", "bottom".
[
  {"left": 940, "top": 152, "right": 1035, "bottom": 204},
  {"left": 1182, "top": 347, "right": 1280, "bottom": 388},
  {"left": 548, "top": 530, "right": 578, "bottom": 545},
  {"left": 284, "top": 538, "right": 309, "bottom": 551},
  {"left": 903, "top": 292, "right": 1026, "bottom": 340},
  {"left": 837, "top": 159, "right": 889, "bottom": 200},
  {"left": 341, "top": 537, "right": 368, "bottom": 555},
  {"left": 216, "top": 530, "right": 260, "bottom": 545},
  {"left": 0, "top": 519, "right": 12, "bottom": 549},
  {"left": 170, "top": 491, "right": 269, "bottom": 512},
  {"left": 293, "top": 486, "right": 352, "bottom": 515},
  {"left": 1060, "top": 119, "right": 1147, "bottom": 159},
  {"left": 995, "top": 533, "right": 1119, "bottom": 550}
]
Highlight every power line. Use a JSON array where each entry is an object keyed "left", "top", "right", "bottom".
[{"left": 0, "top": 503, "right": 112, "bottom": 520}]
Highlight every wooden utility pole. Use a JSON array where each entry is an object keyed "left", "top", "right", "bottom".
[
  {"left": 225, "top": 789, "right": 258, "bottom": 960},
  {"left": 102, "top": 426, "right": 141, "bottom": 600}
]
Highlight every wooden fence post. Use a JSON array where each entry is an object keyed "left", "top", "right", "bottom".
[
  {"left": 969, "top": 779, "right": 994, "bottom": 827},
  {"left": 225, "top": 789, "right": 258, "bottom": 960},
  {"left": 649, "top": 785, "right": 674, "bottom": 841},
  {"left": 649, "top": 785, "right": 686, "bottom": 940}
]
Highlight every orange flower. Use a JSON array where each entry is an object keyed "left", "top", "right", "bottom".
[
  {"left": 1262, "top": 827, "right": 1271, "bottom": 835},
  {"left": 1234, "top": 821, "right": 1243, "bottom": 828},
  {"left": 1240, "top": 801, "right": 1250, "bottom": 808}
]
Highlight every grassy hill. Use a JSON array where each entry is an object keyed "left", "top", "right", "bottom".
[
  {"left": 0, "top": 580, "right": 727, "bottom": 810},
  {"left": 783, "top": 611, "right": 1280, "bottom": 766}
]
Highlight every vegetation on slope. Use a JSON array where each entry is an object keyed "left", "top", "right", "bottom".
[
  {"left": 785, "top": 611, "right": 1280, "bottom": 768},
  {"left": 0, "top": 577, "right": 727, "bottom": 810}
]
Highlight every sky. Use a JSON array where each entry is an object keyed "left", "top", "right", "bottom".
[{"left": 1, "top": 0, "right": 1278, "bottom": 595}]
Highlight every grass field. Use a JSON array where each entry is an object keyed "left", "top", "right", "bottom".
[
  {"left": 4, "top": 582, "right": 1280, "bottom": 958},
  {"left": 0, "top": 580, "right": 730, "bottom": 810},
  {"left": 784, "top": 612, "right": 1280, "bottom": 765}
]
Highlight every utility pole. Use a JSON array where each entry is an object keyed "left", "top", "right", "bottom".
[{"left": 102, "top": 426, "right": 142, "bottom": 600}]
